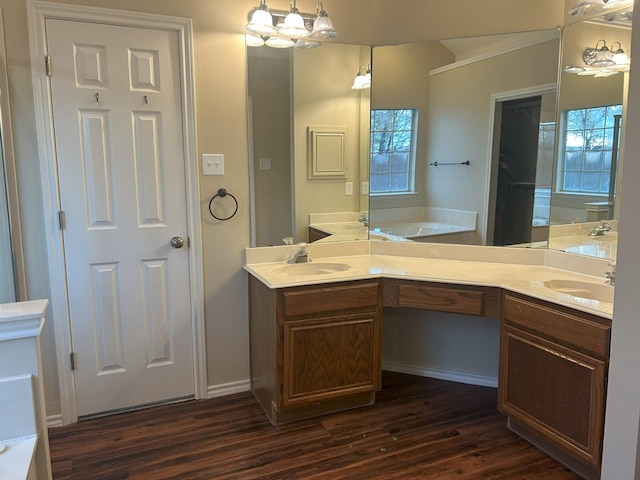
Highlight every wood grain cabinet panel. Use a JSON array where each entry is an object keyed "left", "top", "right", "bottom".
[
  {"left": 383, "top": 279, "right": 500, "bottom": 318},
  {"left": 283, "top": 314, "right": 380, "bottom": 407},
  {"left": 499, "top": 292, "right": 611, "bottom": 480},
  {"left": 249, "top": 276, "right": 382, "bottom": 425}
]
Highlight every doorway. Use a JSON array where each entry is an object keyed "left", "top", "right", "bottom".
[
  {"left": 493, "top": 96, "right": 542, "bottom": 246},
  {"left": 487, "top": 88, "right": 556, "bottom": 247},
  {"left": 29, "top": 2, "right": 205, "bottom": 424}
]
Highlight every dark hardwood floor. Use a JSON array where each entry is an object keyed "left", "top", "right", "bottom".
[{"left": 49, "top": 372, "right": 582, "bottom": 479}]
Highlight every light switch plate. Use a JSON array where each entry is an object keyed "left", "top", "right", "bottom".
[
  {"left": 361, "top": 181, "right": 370, "bottom": 195},
  {"left": 345, "top": 182, "right": 353, "bottom": 196},
  {"left": 203, "top": 154, "right": 224, "bottom": 175}
]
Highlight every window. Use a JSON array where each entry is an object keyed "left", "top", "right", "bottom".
[
  {"left": 370, "top": 109, "right": 417, "bottom": 194},
  {"left": 559, "top": 104, "right": 622, "bottom": 194}
]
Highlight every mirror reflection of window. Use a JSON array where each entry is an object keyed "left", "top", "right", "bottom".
[
  {"left": 559, "top": 104, "right": 622, "bottom": 194},
  {"left": 370, "top": 109, "right": 417, "bottom": 194}
]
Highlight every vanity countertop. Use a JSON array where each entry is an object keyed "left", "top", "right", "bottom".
[{"left": 244, "top": 241, "right": 614, "bottom": 319}]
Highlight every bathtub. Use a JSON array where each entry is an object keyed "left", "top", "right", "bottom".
[{"left": 372, "top": 221, "right": 475, "bottom": 241}]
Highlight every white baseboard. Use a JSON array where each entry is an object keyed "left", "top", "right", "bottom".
[
  {"left": 207, "top": 379, "right": 251, "bottom": 399},
  {"left": 382, "top": 361, "right": 498, "bottom": 388},
  {"left": 47, "top": 413, "right": 63, "bottom": 428}
]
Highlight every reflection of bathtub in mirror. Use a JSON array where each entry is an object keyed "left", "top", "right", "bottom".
[
  {"left": 308, "top": 207, "right": 477, "bottom": 243},
  {"left": 547, "top": 221, "right": 618, "bottom": 260},
  {"left": 370, "top": 206, "right": 477, "bottom": 243}
]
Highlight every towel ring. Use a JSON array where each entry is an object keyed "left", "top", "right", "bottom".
[{"left": 208, "top": 188, "right": 238, "bottom": 221}]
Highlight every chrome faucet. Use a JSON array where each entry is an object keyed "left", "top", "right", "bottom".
[
  {"left": 605, "top": 263, "right": 616, "bottom": 286},
  {"left": 359, "top": 213, "right": 369, "bottom": 227},
  {"left": 590, "top": 221, "right": 611, "bottom": 236},
  {"left": 288, "top": 243, "right": 311, "bottom": 264}
]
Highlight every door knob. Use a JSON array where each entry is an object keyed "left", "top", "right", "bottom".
[{"left": 170, "top": 236, "right": 185, "bottom": 249}]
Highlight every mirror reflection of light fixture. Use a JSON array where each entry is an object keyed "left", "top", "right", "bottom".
[
  {"left": 568, "top": 38, "right": 631, "bottom": 76},
  {"left": 351, "top": 65, "right": 371, "bottom": 90},
  {"left": 246, "top": 34, "right": 265, "bottom": 47},
  {"left": 569, "top": 0, "right": 633, "bottom": 16},
  {"left": 245, "top": 0, "right": 338, "bottom": 49},
  {"left": 584, "top": 39, "right": 615, "bottom": 67},
  {"left": 611, "top": 42, "right": 630, "bottom": 65}
]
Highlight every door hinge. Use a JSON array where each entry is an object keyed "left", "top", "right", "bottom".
[
  {"left": 45, "top": 55, "right": 52, "bottom": 76},
  {"left": 70, "top": 352, "right": 77, "bottom": 371},
  {"left": 58, "top": 211, "right": 66, "bottom": 230},
  {"left": 187, "top": 237, "right": 191, "bottom": 248}
]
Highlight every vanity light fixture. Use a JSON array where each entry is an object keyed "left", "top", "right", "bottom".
[
  {"left": 309, "top": 2, "right": 338, "bottom": 39},
  {"left": 584, "top": 39, "right": 615, "bottom": 67},
  {"left": 562, "top": 40, "right": 631, "bottom": 77},
  {"left": 567, "top": 39, "right": 631, "bottom": 76},
  {"left": 569, "top": 0, "right": 633, "bottom": 16},
  {"left": 610, "top": 42, "right": 630, "bottom": 66},
  {"left": 245, "top": 0, "right": 338, "bottom": 49},
  {"left": 245, "top": 0, "right": 276, "bottom": 36}
]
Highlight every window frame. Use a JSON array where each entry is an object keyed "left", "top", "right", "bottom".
[
  {"left": 369, "top": 108, "right": 418, "bottom": 196},
  {"left": 556, "top": 104, "right": 622, "bottom": 196}
]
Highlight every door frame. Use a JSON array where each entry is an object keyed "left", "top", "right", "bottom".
[
  {"left": 28, "top": 1, "right": 206, "bottom": 425},
  {"left": 483, "top": 83, "right": 557, "bottom": 245}
]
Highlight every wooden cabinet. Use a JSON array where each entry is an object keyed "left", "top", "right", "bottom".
[
  {"left": 499, "top": 293, "right": 611, "bottom": 480},
  {"left": 249, "top": 275, "right": 382, "bottom": 424},
  {"left": 383, "top": 278, "right": 500, "bottom": 317}
]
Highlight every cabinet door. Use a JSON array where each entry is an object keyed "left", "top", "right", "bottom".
[
  {"left": 498, "top": 325, "right": 607, "bottom": 466},
  {"left": 282, "top": 313, "right": 381, "bottom": 407}
]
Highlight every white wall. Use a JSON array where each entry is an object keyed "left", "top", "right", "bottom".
[
  {"left": 293, "top": 43, "right": 367, "bottom": 242},
  {"left": 600, "top": 1, "right": 640, "bottom": 476},
  {"left": 426, "top": 40, "right": 560, "bottom": 244}
]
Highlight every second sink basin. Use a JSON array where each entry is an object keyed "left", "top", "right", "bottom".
[
  {"left": 544, "top": 279, "right": 614, "bottom": 303},
  {"left": 273, "top": 262, "right": 351, "bottom": 276}
]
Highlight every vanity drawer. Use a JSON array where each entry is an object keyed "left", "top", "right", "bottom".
[
  {"left": 502, "top": 293, "right": 611, "bottom": 359},
  {"left": 281, "top": 280, "right": 380, "bottom": 318},
  {"left": 383, "top": 279, "right": 500, "bottom": 317}
]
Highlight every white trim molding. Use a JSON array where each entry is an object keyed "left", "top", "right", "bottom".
[
  {"left": 431, "top": 29, "right": 561, "bottom": 76},
  {"left": 27, "top": 1, "right": 205, "bottom": 425},
  {"left": 207, "top": 379, "right": 252, "bottom": 399},
  {"left": 382, "top": 361, "right": 498, "bottom": 388}
]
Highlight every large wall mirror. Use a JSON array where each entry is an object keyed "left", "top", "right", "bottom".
[
  {"left": 547, "top": 3, "right": 632, "bottom": 262},
  {"left": 247, "top": 43, "right": 371, "bottom": 247},
  {"left": 368, "top": 30, "right": 560, "bottom": 247},
  {"left": 0, "top": 10, "right": 25, "bottom": 303},
  {"left": 246, "top": 2, "right": 631, "bottom": 265}
]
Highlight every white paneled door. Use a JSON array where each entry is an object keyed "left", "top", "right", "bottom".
[{"left": 46, "top": 19, "right": 195, "bottom": 417}]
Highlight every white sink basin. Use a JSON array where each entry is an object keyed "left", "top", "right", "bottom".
[
  {"left": 273, "top": 262, "right": 351, "bottom": 276},
  {"left": 544, "top": 279, "right": 614, "bottom": 303}
]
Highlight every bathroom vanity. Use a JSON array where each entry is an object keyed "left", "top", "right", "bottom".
[
  {"left": 245, "top": 241, "right": 613, "bottom": 478},
  {"left": 249, "top": 277, "right": 382, "bottom": 425}
]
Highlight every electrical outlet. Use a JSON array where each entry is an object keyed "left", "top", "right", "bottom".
[
  {"left": 203, "top": 154, "right": 224, "bottom": 175},
  {"left": 361, "top": 181, "right": 370, "bottom": 195}
]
